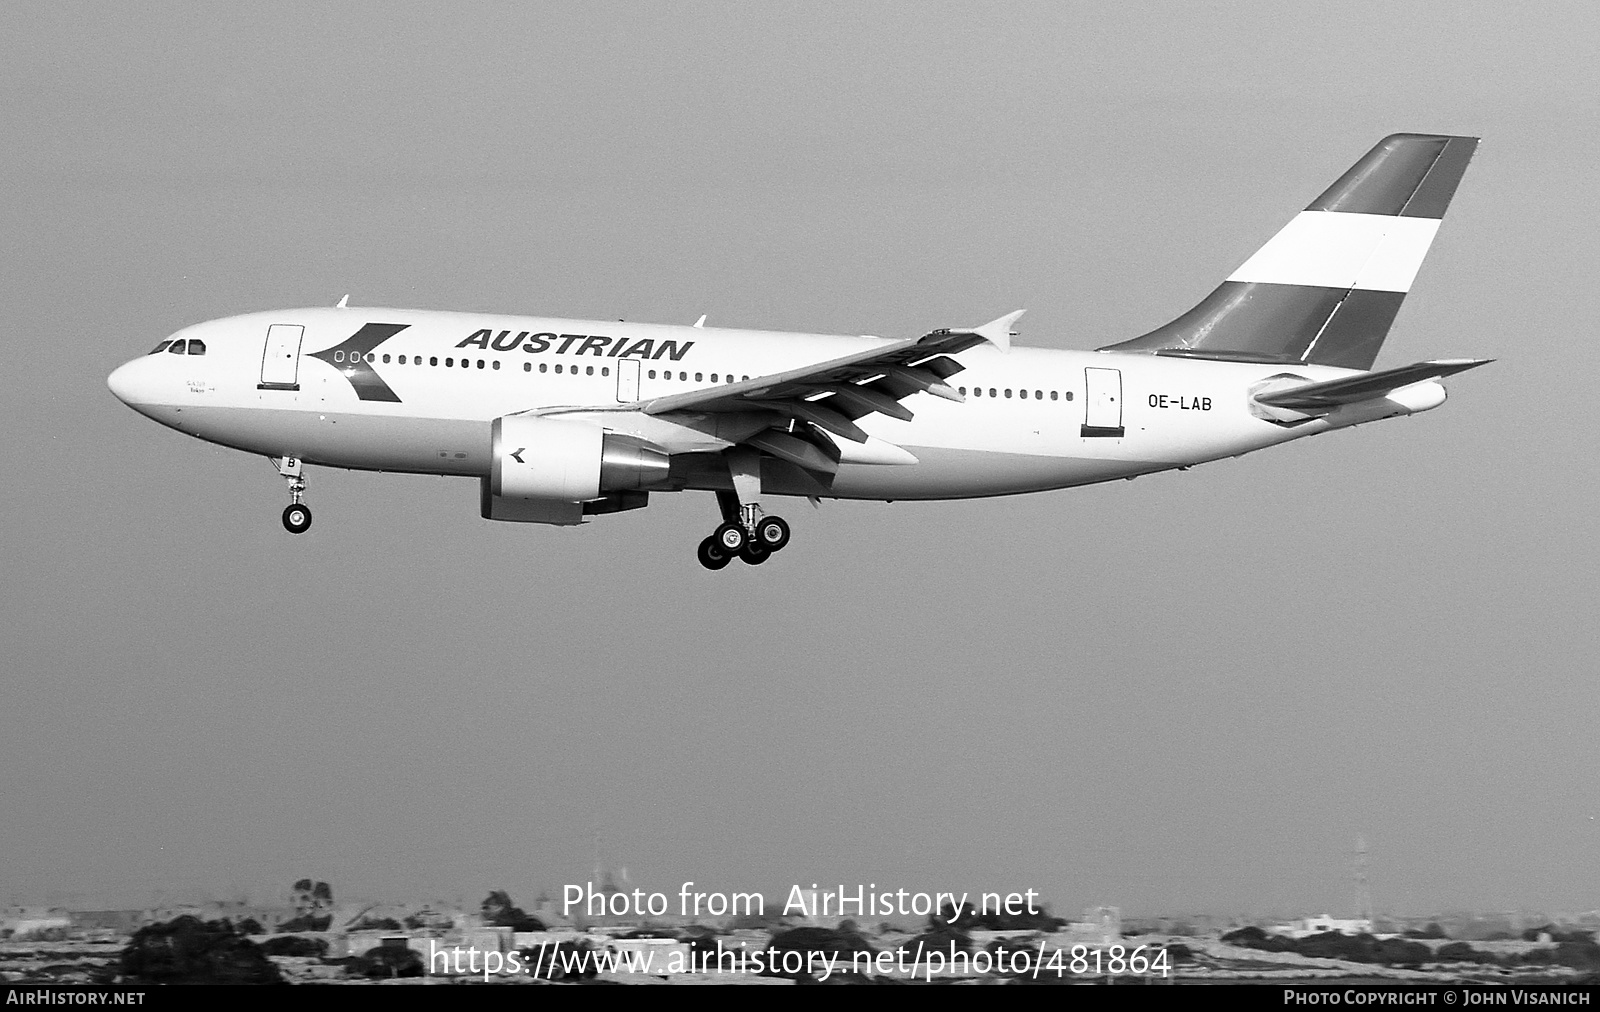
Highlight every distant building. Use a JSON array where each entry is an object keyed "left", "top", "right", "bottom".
[
  {"left": 1061, "top": 906, "right": 1122, "bottom": 947},
  {"left": 1272, "top": 914, "right": 1374, "bottom": 938},
  {"left": 1, "top": 907, "right": 72, "bottom": 939}
]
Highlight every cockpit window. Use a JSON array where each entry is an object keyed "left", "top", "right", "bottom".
[
  {"left": 167, "top": 340, "right": 187, "bottom": 354},
  {"left": 187, "top": 340, "right": 206, "bottom": 356},
  {"left": 149, "top": 341, "right": 172, "bottom": 355}
]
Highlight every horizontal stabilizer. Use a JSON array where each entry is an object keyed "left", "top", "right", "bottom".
[{"left": 1254, "top": 359, "right": 1491, "bottom": 410}]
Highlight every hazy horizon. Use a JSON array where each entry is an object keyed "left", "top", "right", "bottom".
[{"left": 3, "top": 2, "right": 1597, "bottom": 919}]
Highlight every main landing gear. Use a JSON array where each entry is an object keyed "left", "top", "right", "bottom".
[
  {"left": 696, "top": 460, "right": 793, "bottom": 570},
  {"left": 272, "top": 456, "right": 312, "bottom": 534}
]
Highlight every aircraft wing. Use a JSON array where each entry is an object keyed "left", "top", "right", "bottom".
[
  {"left": 1253, "top": 358, "right": 1491, "bottom": 410},
  {"left": 632, "top": 311, "right": 1023, "bottom": 473}
]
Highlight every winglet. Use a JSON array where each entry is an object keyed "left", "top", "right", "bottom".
[
  {"left": 971, "top": 309, "right": 1025, "bottom": 352},
  {"left": 693, "top": 315, "right": 707, "bottom": 328},
  {"left": 335, "top": 294, "right": 350, "bottom": 309}
]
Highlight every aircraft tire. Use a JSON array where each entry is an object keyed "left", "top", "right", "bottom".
[
  {"left": 282, "top": 503, "right": 312, "bottom": 534},
  {"left": 755, "top": 516, "right": 790, "bottom": 552},
  {"left": 713, "top": 522, "right": 747, "bottom": 553},
  {"left": 697, "top": 536, "right": 732, "bottom": 571},
  {"left": 739, "top": 541, "right": 771, "bottom": 566}
]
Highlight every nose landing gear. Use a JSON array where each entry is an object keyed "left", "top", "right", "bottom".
[
  {"left": 282, "top": 502, "right": 312, "bottom": 534},
  {"left": 271, "top": 456, "right": 312, "bottom": 534}
]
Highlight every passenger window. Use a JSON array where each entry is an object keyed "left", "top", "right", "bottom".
[
  {"left": 1018, "top": 389, "right": 1027, "bottom": 399},
  {"left": 187, "top": 340, "right": 206, "bottom": 356},
  {"left": 680, "top": 372, "right": 687, "bottom": 381},
  {"left": 1065, "top": 391, "right": 1074, "bottom": 401},
  {"left": 742, "top": 375, "right": 749, "bottom": 381},
  {"left": 1051, "top": 390, "right": 1058, "bottom": 401},
  {"left": 1004, "top": 389, "right": 1012, "bottom": 398},
  {"left": 492, "top": 360, "right": 500, "bottom": 370},
  {"left": 555, "top": 364, "right": 563, "bottom": 374},
  {"left": 988, "top": 388, "right": 996, "bottom": 397},
  {"left": 382, "top": 354, "right": 391, "bottom": 364},
  {"left": 540, "top": 363, "right": 548, "bottom": 373},
  {"left": 648, "top": 369, "right": 657, "bottom": 379},
  {"left": 1035, "top": 390, "right": 1042, "bottom": 399},
  {"left": 398, "top": 355, "right": 406, "bottom": 364},
  {"left": 959, "top": 386, "right": 967, "bottom": 395},
  {"left": 602, "top": 367, "right": 609, "bottom": 376},
  {"left": 430, "top": 356, "right": 438, "bottom": 366},
  {"left": 586, "top": 366, "right": 593, "bottom": 376},
  {"left": 695, "top": 372, "right": 703, "bottom": 382},
  {"left": 477, "top": 359, "right": 485, "bottom": 369},
  {"left": 711, "top": 373, "right": 718, "bottom": 383},
  {"left": 149, "top": 341, "right": 172, "bottom": 355},
  {"left": 168, "top": 340, "right": 186, "bottom": 354}
]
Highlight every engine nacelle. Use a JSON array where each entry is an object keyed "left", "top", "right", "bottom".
[{"left": 490, "top": 415, "right": 670, "bottom": 501}]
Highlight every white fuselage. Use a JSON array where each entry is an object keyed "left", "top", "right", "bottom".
[{"left": 108, "top": 307, "right": 1368, "bottom": 502}]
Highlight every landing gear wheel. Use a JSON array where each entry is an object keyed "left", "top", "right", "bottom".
[
  {"left": 739, "top": 540, "right": 771, "bottom": 566},
  {"left": 282, "top": 503, "right": 312, "bottom": 534},
  {"left": 697, "top": 536, "right": 732, "bottom": 571},
  {"left": 755, "top": 516, "right": 790, "bottom": 552},
  {"left": 713, "top": 522, "right": 747, "bottom": 553}
]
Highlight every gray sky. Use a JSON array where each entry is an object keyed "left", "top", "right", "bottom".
[{"left": 3, "top": 1, "right": 1597, "bottom": 919}]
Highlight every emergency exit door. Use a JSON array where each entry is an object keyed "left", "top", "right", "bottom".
[
  {"left": 259, "top": 324, "right": 304, "bottom": 390},
  {"left": 616, "top": 358, "right": 640, "bottom": 403},
  {"left": 1082, "top": 367, "right": 1124, "bottom": 437}
]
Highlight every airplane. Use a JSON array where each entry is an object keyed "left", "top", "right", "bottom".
[{"left": 108, "top": 133, "right": 1487, "bottom": 570}]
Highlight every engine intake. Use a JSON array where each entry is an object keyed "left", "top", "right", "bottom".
[{"left": 491, "top": 415, "right": 669, "bottom": 501}]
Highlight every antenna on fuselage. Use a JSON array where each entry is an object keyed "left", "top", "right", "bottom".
[{"left": 335, "top": 294, "right": 350, "bottom": 309}]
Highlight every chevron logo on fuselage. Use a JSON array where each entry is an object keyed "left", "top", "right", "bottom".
[{"left": 309, "top": 323, "right": 409, "bottom": 402}]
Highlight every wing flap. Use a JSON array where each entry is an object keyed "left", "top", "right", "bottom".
[{"left": 639, "top": 311, "right": 1024, "bottom": 426}]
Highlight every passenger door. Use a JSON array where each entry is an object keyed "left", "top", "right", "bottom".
[
  {"left": 259, "top": 324, "right": 304, "bottom": 390},
  {"left": 616, "top": 358, "right": 640, "bottom": 403},
  {"left": 1082, "top": 367, "right": 1124, "bottom": 437}
]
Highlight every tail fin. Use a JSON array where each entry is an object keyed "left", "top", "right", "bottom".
[{"left": 1100, "top": 133, "right": 1478, "bottom": 369}]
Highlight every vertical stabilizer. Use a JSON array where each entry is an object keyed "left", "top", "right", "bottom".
[{"left": 1100, "top": 134, "right": 1478, "bottom": 369}]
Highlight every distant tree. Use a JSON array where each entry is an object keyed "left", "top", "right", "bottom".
[
  {"left": 277, "top": 914, "right": 332, "bottom": 933},
  {"left": 350, "top": 917, "right": 402, "bottom": 931},
  {"left": 120, "top": 916, "right": 282, "bottom": 984},
  {"left": 899, "top": 921, "right": 972, "bottom": 958},
  {"left": 259, "top": 935, "right": 328, "bottom": 958},
  {"left": 480, "top": 891, "right": 546, "bottom": 931},
  {"left": 235, "top": 918, "right": 264, "bottom": 936},
  {"left": 1437, "top": 941, "right": 1496, "bottom": 964},
  {"left": 1405, "top": 922, "right": 1447, "bottom": 940},
  {"left": 763, "top": 927, "right": 875, "bottom": 980},
  {"left": 351, "top": 946, "right": 424, "bottom": 979},
  {"left": 1220, "top": 926, "right": 1294, "bottom": 953},
  {"left": 290, "top": 879, "right": 333, "bottom": 916},
  {"left": 1372, "top": 937, "right": 1432, "bottom": 967}
]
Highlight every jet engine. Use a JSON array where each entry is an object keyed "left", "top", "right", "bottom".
[{"left": 489, "top": 415, "right": 670, "bottom": 502}]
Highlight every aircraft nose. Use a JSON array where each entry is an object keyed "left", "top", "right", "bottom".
[{"left": 107, "top": 358, "right": 150, "bottom": 406}]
